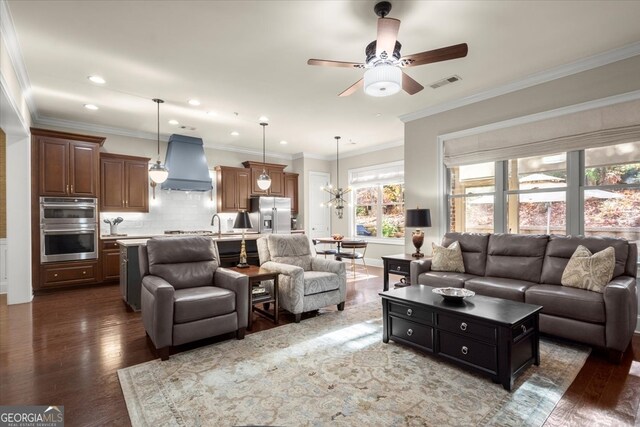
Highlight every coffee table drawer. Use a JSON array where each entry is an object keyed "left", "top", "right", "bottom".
[
  {"left": 389, "top": 302, "right": 433, "bottom": 324},
  {"left": 390, "top": 315, "right": 433, "bottom": 351},
  {"left": 438, "top": 331, "right": 497, "bottom": 372},
  {"left": 513, "top": 316, "right": 535, "bottom": 342},
  {"left": 437, "top": 313, "right": 497, "bottom": 344}
]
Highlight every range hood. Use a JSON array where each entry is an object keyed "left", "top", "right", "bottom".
[{"left": 161, "top": 134, "right": 212, "bottom": 191}]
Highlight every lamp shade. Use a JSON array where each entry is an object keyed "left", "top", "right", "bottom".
[
  {"left": 149, "top": 161, "right": 169, "bottom": 184},
  {"left": 364, "top": 65, "right": 402, "bottom": 97},
  {"left": 406, "top": 208, "right": 431, "bottom": 228},
  {"left": 233, "top": 211, "right": 253, "bottom": 229}
]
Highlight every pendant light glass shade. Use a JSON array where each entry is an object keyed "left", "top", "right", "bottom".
[
  {"left": 257, "top": 170, "right": 271, "bottom": 190},
  {"left": 150, "top": 98, "right": 169, "bottom": 184},
  {"left": 364, "top": 64, "right": 402, "bottom": 97},
  {"left": 258, "top": 122, "right": 271, "bottom": 190}
]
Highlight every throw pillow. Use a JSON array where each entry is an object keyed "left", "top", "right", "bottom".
[
  {"left": 561, "top": 245, "right": 615, "bottom": 293},
  {"left": 431, "top": 241, "right": 465, "bottom": 273}
]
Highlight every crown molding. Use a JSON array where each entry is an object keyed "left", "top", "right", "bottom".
[
  {"left": 0, "top": 0, "right": 36, "bottom": 121},
  {"left": 35, "top": 115, "right": 159, "bottom": 140},
  {"left": 0, "top": 72, "right": 29, "bottom": 137},
  {"left": 400, "top": 40, "right": 640, "bottom": 123},
  {"left": 292, "top": 152, "right": 327, "bottom": 160}
]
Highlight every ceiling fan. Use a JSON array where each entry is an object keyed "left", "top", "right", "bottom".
[{"left": 307, "top": 1, "right": 468, "bottom": 97}]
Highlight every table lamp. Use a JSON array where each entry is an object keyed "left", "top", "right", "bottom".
[
  {"left": 406, "top": 208, "right": 431, "bottom": 258},
  {"left": 233, "top": 211, "right": 253, "bottom": 268}
]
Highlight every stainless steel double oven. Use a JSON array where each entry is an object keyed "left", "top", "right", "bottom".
[{"left": 40, "top": 197, "right": 98, "bottom": 263}]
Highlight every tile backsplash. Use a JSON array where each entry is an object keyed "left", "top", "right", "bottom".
[{"left": 99, "top": 189, "right": 238, "bottom": 236}]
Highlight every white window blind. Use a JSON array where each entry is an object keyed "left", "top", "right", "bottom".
[
  {"left": 443, "top": 99, "right": 640, "bottom": 167},
  {"left": 349, "top": 161, "right": 404, "bottom": 186}
]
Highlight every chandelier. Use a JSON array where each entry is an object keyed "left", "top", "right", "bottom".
[{"left": 321, "top": 136, "right": 351, "bottom": 219}]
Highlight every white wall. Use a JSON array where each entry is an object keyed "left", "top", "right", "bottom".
[
  {"left": 1, "top": 18, "right": 33, "bottom": 304},
  {"left": 0, "top": 239, "right": 7, "bottom": 294}
]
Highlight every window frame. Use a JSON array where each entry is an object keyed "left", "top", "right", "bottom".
[{"left": 348, "top": 161, "right": 405, "bottom": 246}]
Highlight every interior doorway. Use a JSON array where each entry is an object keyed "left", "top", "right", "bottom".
[{"left": 308, "top": 171, "right": 331, "bottom": 240}]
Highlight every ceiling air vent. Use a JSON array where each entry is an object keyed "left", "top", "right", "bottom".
[{"left": 429, "top": 75, "right": 461, "bottom": 89}]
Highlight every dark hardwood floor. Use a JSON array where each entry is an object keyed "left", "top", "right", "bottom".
[{"left": 1, "top": 267, "right": 638, "bottom": 427}]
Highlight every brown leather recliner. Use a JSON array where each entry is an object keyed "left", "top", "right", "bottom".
[{"left": 139, "top": 236, "right": 249, "bottom": 360}]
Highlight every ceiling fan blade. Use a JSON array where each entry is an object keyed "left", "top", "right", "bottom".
[
  {"left": 400, "top": 43, "right": 468, "bottom": 67},
  {"left": 402, "top": 72, "right": 424, "bottom": 95},
  {"left": 307, "top": 59, "right": 365, "bottom": 69},
  {"left": 376, "top": 17, "right": 401, "bottom": 59},
  {"left": 338, "top": 79, "right": 364, "bottom": 97}
]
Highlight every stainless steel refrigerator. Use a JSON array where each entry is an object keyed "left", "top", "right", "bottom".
[{"left": 249, "top": 196, "right": 292, "bottom": 234}]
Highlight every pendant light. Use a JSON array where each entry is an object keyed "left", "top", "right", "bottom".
[
  {"left": 149, "top": 98, "right": 169, "bottom": 184},
  {"left": 321, "top": 136, "right": 351, "bottom": 219},
  {"left": 256, "top": 121, "right": 271, "bottom": 190}
]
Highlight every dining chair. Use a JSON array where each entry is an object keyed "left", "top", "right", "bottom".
[
  {"left": 312, "top": 238, "right": 338, "bottom": 258},
  {"left": 335, "top": 240, "right": 368, "bottom": 279}
]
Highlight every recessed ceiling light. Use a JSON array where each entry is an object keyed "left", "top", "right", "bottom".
[
  {"left": 88, "top": 75, "right": 106, "bottom": 84},
  {"left": 258, "top": 116, "right": 269, "bottom": 122},
  {"left": 375, "top": 113, "right": 382, "bottom": 117},
  {"left": 188, "top": 99, "right": 200, "bottom": 106},
  {"left": 84, "top": 104, "right": 98, "bottom": 110},
  {"left": 206, "top": 111, "right": 217, "bottom": 116},
  {"left": 280, "top": 140, "right": 288, "bottom": 145},
  {"left": 168, "top": 119, "right": 179, "bottom": 125},
  {"left": 230, "top": 131, "right": 239, "bottom": 136}
]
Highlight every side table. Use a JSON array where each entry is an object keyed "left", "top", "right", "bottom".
[
  {"left": 381, "top": 254, "right": 419, "bottom": 292},
  {"left": 227, "top": 265, "right": 279, "bottom": 331}
]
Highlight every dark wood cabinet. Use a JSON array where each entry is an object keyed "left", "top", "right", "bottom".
[
  {"left": 284, "top": 172, "right": 299, "bottom": 214},
  {"left": 40, "top": 260, "right": 99, "bottom": 289},
  {"left": 101, "top": 240, "right": 121, "bottom": 282},
  {"left": 216, "top": 166, "right": 250, "bottom": 212},
  {"left": 242, "top": 161, "right": 287, "bottom": 196},
  {"left": 34, "top": 129, "right": 104, "bottom": 197},
  {"left": 100, "top": 153, "right": 150, "bottom": 212}
]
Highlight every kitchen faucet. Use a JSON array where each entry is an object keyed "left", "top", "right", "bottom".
[{"left": 210, "top": 214, "right": 221, "bottom": 238}]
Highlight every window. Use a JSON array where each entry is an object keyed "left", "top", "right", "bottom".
[
  {"left": 444, "top": 142, "right": 640, "bottom": 261},
  {"left": 506, "top": 152, "right": 567, "bottom": 235},
  {"left": 583, "top": 142, "right": 640, "bottom": 249},
  {"left": 350, "top": 162, "right": 404, "bottom": 240},
  {"left": 448, "top": 162, "right": 495, "bottom": 233}
]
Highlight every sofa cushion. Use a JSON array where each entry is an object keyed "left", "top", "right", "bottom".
[
  {"left": 303, "top": 271, "right": 340, "bottom": 295},
  {"left": 561, "top": 245, "right": 615, "bottom": 293},
  {"left": 485, "top": 234, "right": 548, "bottom": 283},
  {"left": 526, "top": 284, "right": 605, "bottom": 324},
  {"left": 541, "top": 235, "right": 630, "bottom": 285},
  {"left": 173, "top": 286, "right": 235, "bottom": 324},
  {"left": 442, "top": 232, "right": 490, "bottom": 276},
  {"left": 417, "top": 271, "right": 478, "bottom": 288},
  {"left": 147, "top": 236, "right": 218, "bottom": 289},
  {"left": 265, "top": 234, "right": 313, "bottom": 271},
  {"left": 464, "top": 276, "right": 537, "bottom": 302},
  {"left": 431, "top": 241, "right": 465, "bottom": 273}
]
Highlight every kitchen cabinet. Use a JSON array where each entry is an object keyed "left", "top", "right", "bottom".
[
  {"left": 40, "top": 260, "right": 99, "bottom": 289},
  {"left": 241, "top": 161, "right": 287, "bottom": 196},
  {"left": 33, "top": 128, "right": 104, "bottom": 197},
  {"left": 100, "top": 153, "right": 150, "bottom": 212},
  {"left": 119, "top": 244, "right": 142, "bottom": 311},
  {"left": 284, "top": 172, "right": 299, "bottom": 214},
  {"left": 215, "top": 166, "right": 250, "bottom": 212},
  {"left": 101, "top": 240, "right": 121, "bottom": 281}
]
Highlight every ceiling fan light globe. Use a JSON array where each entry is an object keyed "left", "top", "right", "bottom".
[
  {"left": 364, "top": 65, "right": 401, "bottom": 97},
  {"left": 257, "top": 172, "right": 271, "bottom": 190},
  {"left": 149, "top": 162, "right": 169, "bottom": 184}
]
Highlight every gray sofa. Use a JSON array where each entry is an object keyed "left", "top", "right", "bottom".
[{"left": 411, "top": 232, "right": 638, "bottom": 361}]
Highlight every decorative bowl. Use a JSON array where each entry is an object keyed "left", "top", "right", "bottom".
[
  {"left": 432, "top": 287, "right": 475, "bottom": 302},
  {"left": 332, "top": 234, "right": 344, "bottom": 241}
]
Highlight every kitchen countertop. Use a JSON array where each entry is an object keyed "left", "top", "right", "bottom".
[
  {"left": 115, "top": 231, "right": 304, "bottom": 247},
  {"left": 103, "top": 231, "right": 263, "bottom": 241}
]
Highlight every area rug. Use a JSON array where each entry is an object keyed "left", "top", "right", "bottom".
[{"left": 118, "top": 301, "right": 589, "bottom": 427}]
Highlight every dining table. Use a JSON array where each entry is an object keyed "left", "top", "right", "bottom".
[{"left": 314, "top": 237, "right": 363, "bottom": 253}]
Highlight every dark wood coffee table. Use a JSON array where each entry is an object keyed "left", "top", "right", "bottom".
[{"left": 379, "top": 285, "right": 542, "bottom": 391}]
